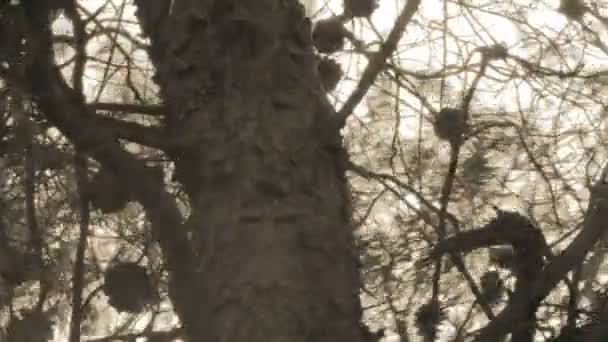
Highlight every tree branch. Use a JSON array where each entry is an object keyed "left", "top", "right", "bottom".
[
  {"left": 89, "top": 114, "right": 169, "bottom": 150},
  {"left": 69, "top": 151, "right": 90, "bottom": 342},
  {"left": 473, "top": 183, "right": 608, "bottom": 341},
  {"left": 336, "top": 0, "right": 421, "bottom": 128},
  {"left": 88, "top": 102, "right": 165, "bottom": 116},
  {"left": 17, "top": 12, "right": 201, "bottom": 333}
]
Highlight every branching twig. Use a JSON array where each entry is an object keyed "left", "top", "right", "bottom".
[{"left": 336, "top": 0, "right": 422, "bottom": 128}]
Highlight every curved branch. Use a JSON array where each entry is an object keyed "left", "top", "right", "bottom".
[
  {"left": 348, "top": 160, "right": 495, "bottom": 319},
  {"left": 428, "top": 211, "right": 549, "bottom": 259},
  {"left": 424, "top": 211, "right": 549, "bottom": 340},
  {"left": 473, "top": 184, "right": 608, "bottom": 341},
  {"left": 18, "top": 12, "right": 201, "bottom": 334}
]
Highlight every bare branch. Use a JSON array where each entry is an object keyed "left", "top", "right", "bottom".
[{"left": 336, "top": 0, "right": 422, "bottom": 128}]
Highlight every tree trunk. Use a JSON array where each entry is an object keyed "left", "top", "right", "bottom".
[
  {"left": 16, "top": 0, "right": 368, "bottom": 340},
  {"left": 133, "top": 1, "right": 368, "bottom": 341}
]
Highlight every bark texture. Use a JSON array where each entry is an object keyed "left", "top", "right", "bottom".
[{"left": 134, "top": 1, "right": 366, "bottom": 340}]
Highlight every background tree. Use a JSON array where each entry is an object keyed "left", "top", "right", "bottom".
[{"left": 1, "top": 0, "right": 608, "bottom": 341}]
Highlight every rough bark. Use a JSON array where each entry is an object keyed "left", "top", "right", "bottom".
[{"left": 132, "top": 1, "right": 367, "bottom": 340}]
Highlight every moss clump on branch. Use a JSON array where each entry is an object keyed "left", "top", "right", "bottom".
[
  {"left": 87, "top": 168, "right": 132, "bottom": 214},
  {"left": 558, "top": 0, "right": 586, "bottom": 20},
  {"left": 312, "top": 17, "right": 346, "bottom": 54},
  {"left": 103, "top": 262, "right": 157, "bottom": 313},
  {"left": 318, "top": 57, "right": 343, "bottom": 92},
  {"left": 415, "top": 300, "right": 445, "bottom": 339},
  {"left": 343, "top": 0, "right": 378, "bottom": 18},
  {"left": 433, "top": 107, "right": 468, "bottom": 145},
  {"left": 480, "top": 270, "right": 503, "bottom": 304}
]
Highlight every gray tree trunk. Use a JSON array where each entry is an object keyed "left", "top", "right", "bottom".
[{"left": 133, "top": 1, "right": 368, "bottom": 341}]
